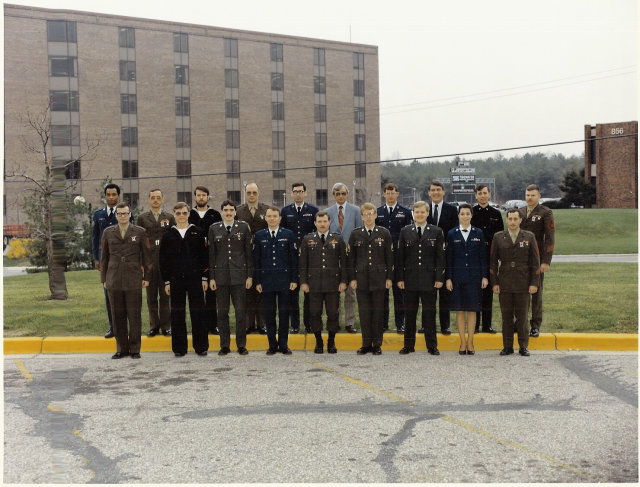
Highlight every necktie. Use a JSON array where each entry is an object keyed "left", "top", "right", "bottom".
[
  {"left": 433, "top": 204, "right": 439, "bottom": 226},
  {"left": 462, "top": 229, "right": 469, "bottom": 232},
  {"left": 250, "top": 207, "right": 255, "bottom": 217},
  {"left": 388, "top": 206, "right": 392, "bottom": 214},
  {"left": 368, "top": 229, "right": 372, "bottom": 236},
  {"left": 338, "top": 206, "right": 344, "bottom": 230},
  {"left": 297, "top": 207, "right": 301, "bottom": 216},
  {"left": 417, "top": 226, "right": 422, "bottom": 239},
  {"left": 321, "top": 234, "right": 326, "bottom": 244},
  {"left": 109, "top": 208, "right": 113, "bottom": 218},
  {"left": 271, "top": 231, "right": 276, "bottom": 240},
  {"left": 226, "top": 225, "right": 231, "bottom": 234}
]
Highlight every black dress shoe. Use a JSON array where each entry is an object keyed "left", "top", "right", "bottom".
[
  {"left": 399, "top": 347, "right": 414, "bottom": 354},
  {"left": 396, "top": 325, "right": 405, "bottom": 334},
  {"left": 218, "top": 347, "right": 231, "bottom": 356},
  {"left": 327, "top": 344, "right": 337, "bottom": 354},
  {"left": 459, "top": 349, "right": 467, "bottom": 355},
  {"left": 345, "top": 325, "right": 357, "bottom": 334},
  {"left": 237, "top": 347, "right": 249, "bottom": 355},
  {"left": 258, "top": 326, "right": 267, "bottom": 335},
  {"left": 266, "top": 348, "right": 278, "bottom": 355},
  {"left": 474, "top": 326, "right": 480, "bottom": 333},
  {"left": 466, "top": 349, "right": 475, "bottom": 355},
  {"left": 280, "top": 348, "right": 292, "bottom": 355},
  {"left": 529, "top": 328, "right": 540, "bottom": 338},
  {"left": 428, "top": 348, "right": 440, "bottom": 355},
  {"left": 131, "top": 353, "right": 141, "bottom": 359},
  {"left": 441, "top": 328, "right": 452, "bottom": 336},
  {"left": 147, "top": 328, "right": 160, "bottom": 337},
  {"left": 174, "top": 352, "right": 186, "bottom": 357},
  {"left": 197, "top": 351, "right": 208, "bottom": 356},
  {"left": 519, "top": 348, "right": 530, "bottom": 356},
  {"left": 372, "top": 346, "right": 382, "bottom": 355},
  {"left": 209, "top": 327, "right": 220, "bottom": 335},
  {"left": 162, "top": 329, "right": 172, "bottom": 336},
  {"left": 356, "top": 347, "right": 371, "bottom": 355},
  {"left": 314, "top": 345, "right": 324, "bottom": 354},
  {"left": 111, "top": 352, "right": 129, "bottom": 359},
  {"left": 290, "top": 328, "right": 299, "bottom": 334},
  {"left": 104, "top": 329, "right": 114, "bottom": 339},
  {"left": 246, "top": 327, "right": 257, "bottom": 334},
  {"left": 304, "top": 326, "right": 312, "bottom": 333},
  {"left": 500, "top": 348, "right": 514, "bottom": 356},
  {"left": 418, "top": 327, "right": 425, "bottom": 334},
  {"left": 483, "top": 327, "right": 497, "bottom": 334}
]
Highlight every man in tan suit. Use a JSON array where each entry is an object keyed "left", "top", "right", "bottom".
[{"left": 101, "top": 202, "right": 151, "bottom": 359}]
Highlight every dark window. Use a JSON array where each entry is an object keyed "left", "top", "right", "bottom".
[
  {"left": 123, "top": 193, "right": 139, "bottom": 209},
  {"left": 225, "top": 99, "right": 239, "bottom": 118},
  {"left": 176, "top": 128, "right": 191, "bottom": 148},
  {"left": 272, "top": 131, "right": 285, "bottom": 150},
  {"left": 177, "top": 160, "right": 191, "bottom": 177},
  {"left": 49, "top": 56, "right": 76, "bottom": 77},
  {"left": 177, "top": 192, "right": 192, "bottom": 207},
  {"left": 314, "top": 76, "right": 326, "bottom": 94},
  {"left": 47, "top": 20, "right": 76, "bottom": 42},
  {"left": 227, "top": 191, "right": 241, "bottom": 204},
  {"left": 315, "top": 104, "right": 326, "bottom": 122},
  {"left": 271, "top": 102, "right": 284, "bottom": 120},
  {"left": 270, "top": 43, "right": 283, "bottom": 62},
  {"left": 316, "top": 160, "right": 327, "bottom": 178},
  {"left": 50, "top": 91, "right": 79, "bottom": 111},
  {"left": 122, "top": 160, "right": 139, "bottom": 179},
  {"left": 51, "top": 125, "right": 80, "bottom": 146},
  {"left": 272, "top": 160, "right": 285, "bottom": 179},
  {"left": 121, "top": 94, "right": 137, "bottom": 114},
  {"left": 227, "top": 160, "right": 240, "bottom": 175},
  {"left": 354, "top": 79, "right": 365, "bottom": 96},
  {"left": 225, "top": 69, "right": 238, "bottom": 88},
  {"left": 226, "top": 130, "right": 240, "bottom": 148},
  {"left": 64, "top": 160, "right": 81, "bottom": 180},
  {"left": 121, "top": 127, "right": 138, "bottom": 147},
  {"left": 313, "top": 48, "right": 325, "bottom": 66},
  {"left": 272, "top": 190, "right": 284, "bottom": 206},
  {"left": 175, "top": 65, "right": 189, "bottom": 84},
  {"left": 119, "top": 27, "right": 135, "bottom": 48},
  {"left": 224, "top": 38, "right": 238, "bottom": 58},
  {"left": 271, "top": 72, "right": 283, "bottom": 91},
  {"left": 173, "top": 33, "right": 188, "bottom": 53},
  {"left": 353, "top": 52, "right": 364, "bottom": 69},
  {"left": 316, "top": 189, "right": 328, "bottom": 207},
  {"left": 355, "top": 134, "right": 366, "bottom": 151},
  {"left": 119, "top": 61, "right": 136, "bottom": 81},
  {"left": 354, "top": 107, "right": 365, "bottom": 123},
  {"left": 355, "top": 162, "right": 366, "bottom": 178},
  {"left": 175, "top": 97, "right": 190, "bottom": 116},
  {"left": 315, "top": 133, "right": 327, "bottom": 150}
]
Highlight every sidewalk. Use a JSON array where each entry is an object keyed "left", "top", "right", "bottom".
[{"left": 4, "top": 332, "right": 637, "bottom": 354}]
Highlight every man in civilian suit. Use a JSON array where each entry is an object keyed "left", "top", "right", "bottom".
[
  {"left": 280, "top": 182, "right": 318, "bottom": 334},
  {"left": 426, "top": 180, "right": 458, "bottom": 335},
  {"left": 92, "top": 183, "right": 133, "bottom": 339},
  {"left": 325, "top": 182, "right": 363, "bottom": 333}
]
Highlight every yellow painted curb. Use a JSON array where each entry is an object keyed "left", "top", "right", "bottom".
[
  {"left": 3, "top": 337, "right": 43, "bottom": 354},
  {"left": 555, "top": 333, "right": 638, "bottom": 351},
  {"left": 42, "top": 337, "right": 117, "bottom": 354}
]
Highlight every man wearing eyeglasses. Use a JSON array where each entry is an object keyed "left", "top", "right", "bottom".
[
  {"left": 280, "top": 182, "right": 318, "bottom": 334},
  {"left": 100, "top": 202, "right": 150, "bottom": 359}
]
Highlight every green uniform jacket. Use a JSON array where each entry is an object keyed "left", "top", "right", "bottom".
[
  {"left": 100, "top": 224, "right": 151, "bottom": 291},
  {"left": 518, "top": 204, "right": 555, "bottom": 266},
  {"left": 489, "top": 229, "right": 540, "bottom": 293}
]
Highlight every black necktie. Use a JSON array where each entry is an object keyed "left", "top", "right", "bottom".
[
  {"left": 433, "top": 205, "right": 438, "bottom": 225},
  {"left": 368, "top": 229, "right": 372, "bottom": 236},
  {"left": 321, "top": 234, "right": 325, "bottom": 244},
  {"left": 109, "top": 208, "right": 113, "bottom": 218},
  {"left": 417, "top": 226, "right": 422, "bottom": 239},
  {"left": 226, "top": 225, "right": 231, "bottom": 234},
  {"left": 297, "top": 207, "right": 301, "bottom": 216},
  {"left": 462, "top": 229, "right": 469, "bottom": 233},
  {"left": 271, "top": 231, "right": 276, "bottom": 240}
]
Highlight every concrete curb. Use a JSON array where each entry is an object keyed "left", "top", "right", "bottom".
[{"left": 3, "top": 333, "right": 637, "bottom": 354}]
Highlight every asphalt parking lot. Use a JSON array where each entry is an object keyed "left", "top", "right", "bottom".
[{"left": 4, "top": 350, "right": 637, "bottom": 483}]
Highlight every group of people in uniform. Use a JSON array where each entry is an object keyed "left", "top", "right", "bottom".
[{"left": 92, "top": 180, "right": 554, "bottom": 359}]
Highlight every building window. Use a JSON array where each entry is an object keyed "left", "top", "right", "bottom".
[
  {"left": 173, "top": 33, "right": 188, "bottom": 53},
  {"left": 226, "top": 130, "right": 240, "bottom": 148},
  {"left": 271, "top": 72, "right": 284, "bottom": 91},
  {"left": 313, "top": 48, "right": 325, "bottom": 66},
  {"left": 175, "top": 65, "right": 189, "bottom": 84},
  {"left": 64, "top": 160, "right": 81, "bottom": 180},
  {"left": 122, "top": 160, "right": 138, "bottom": 179},
  {"left": 272, "top": 190, "right": 284, "bottom": 206},
  {"left": 176, "top": 128, "right": 191, "bottom": 148},
  {"left": 270, "top": 43, "right": 283, "bottom": 62},
  {"left": 51, "top": 125, "right": 80, "bottom": 146},
  {"left": 121, "top": 127, "right": 138, "bottom": 147},
  {"left": 354, "top": 107, "right": 365, "bottom": 123},
  {"left": 175, "top": 97, "right": 190, "bottom": 116},
  {"left": 314, "top": 76, "right": 326, "bottom": 94},
  {"left": 177, "top": 160, "right": 191, "bottom": 177},
  {"left": 354, "top": 79, "right": 365, "bottom": 97},
  {"left": 226, "top": 160, "right": 240, "bottom": 175},
  {"left": 316, "top": 160, "right": 327, "bottom": 178},
  {"left": 225, "top": 99, "right": 239, "bottom": 118},
  {"left": 272, "top": 131, "right": 285, "bottom": 150},
  {"left": 227, "top": 190, "right": 241, "bottom": 204},
  {"left": 49, "top": 56, "right": 76, "bottom": 77},
  {"left": 355, "top": 162, "right": 367, "bottom": 178},
  {"left": 315, "top": 104, "right": 326, "bottom": 123},
  {"left": 316, "top": 189, "right": 328, "bottom": 207},
  {"left": 353, "top": 52, "right": 364, "bottom": 69},
  {"left": 315, "top": 133, "right": 327, "bottom": 150},
  {"left": 119, "top": 27, "right": 135, "bottom": 48},
  {"left": 355, "top": 134, "right": 366, "bottom": 151},
  {"left": 50, "top": 91, "right": 79, "bottom": 112},
  {"left": 119, "top": 61, "right": 136, "bottom": 81},
  {"left": 121, "top": 94, "right": 137, "bottom": 114},
  {"left": 177, "top": 192, "right": 192, "bottom": 206},
  {"left": 271, "top": 102, "right": 284, "bottom": 120},
  {"left": 224, "top": 69, "right": 238, "bottom": 88},
  {"left": 273, "top": 160, "right": 285, "bottom": 179},
  {"left": 224, "top": 38, "right": 238, "bottom": 58},
  {"left": 124, "top": 193, "right": 140, "bottom": 209},
  {"left": 47, "top": 20, "right": 76, "bottom": 42}
]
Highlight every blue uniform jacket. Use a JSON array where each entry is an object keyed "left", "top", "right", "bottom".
[
  {"left": 91, "top": 207, "right": 134, "bottom": 261},
  {"left": 253, "top": 227, "right": 298, "bottom": 292},
  {"left": 375, "top": 203, "right": 413, "bottom": 246},
  {"left": 280, "top": 202, "right": 319, "bottom": 245},
  {"left": 445, "top": 226, "right": 488, "bottom": 283}
]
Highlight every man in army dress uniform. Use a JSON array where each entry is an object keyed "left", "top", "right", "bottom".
[
  {"left": 100, "top": 202, "right": 150, "bottom": 359},
  {"left": 299, "top": 211, "right": 348, "bottom": 354},
  {"left": 136, "top": 189, "right": 175, "bottom": 337},
  {"left": 348, "top": 203, "right": 394, "bottom": 355},
  {"left": 397, "top": 201, "right": 445, "bottom": 356},
  {"left": 490, "top": 209, "right": 540, "bottom": 356}
]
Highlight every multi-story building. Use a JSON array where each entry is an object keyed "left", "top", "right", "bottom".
[
  {"left": 3, "top": 4, "right": 381, "bottom": 224},
  {"left": 584, "top": 121, "right": 638, "bottom": 208}
]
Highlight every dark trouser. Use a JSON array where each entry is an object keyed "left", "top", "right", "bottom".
[
  {"left": 436, "top": 287, "right": 451, "bottom": 331},
  {"left": 263, "top": 290, "right": 290, "bottom": 351},
  {"left": 108, "top": 288, "right": 142, "bottom": 354},
  {"left": 289, "top": 287, "right": 311, "bottom": 330},
  {"left": 103, "top": 287, "right": 113, "bottom": 329},
  {"left": 309, "top": 292, "right": 340, "bottom": 333},
  {"left": 217, "top": 284, "right": 247, "bottom": 349},
  {"left": 499, "top": 292, "right": 530, "bottom": 350},
  {"left": 245, "top": 285, "right": 264, "bottom": 329},
  {"left": 204, "top": 288, "right": 218, "bottom": 332},
  {"left": 146, "top": 268, "right": 171, "bottom": 331},
  {"left": 476, "top": 285, "right": 495, "bottom": 331},
  {"left": 357, "top": 288, "right": 385, "bottom": 348},
  {"left": 383, "top": 282, "right": 405, "bottom": 329},
  {"left": 170, "top": 279, "right": 208, "bottom": 354},
  {"left": 529, "top": 272, "right": 544, "bottom": 330},
  {"left": 404, "top": 289, "right": 437, "bottom": 350}
]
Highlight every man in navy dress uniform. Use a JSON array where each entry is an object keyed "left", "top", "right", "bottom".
[
  {"left": 280, "top": 182, "right": 318, "bottom": 334},
  {"left": 254, "top": 206, "right": 299, "bottom": 354},
  {"left": 376, "top": 182, "right": 413, "bottom": 333}
]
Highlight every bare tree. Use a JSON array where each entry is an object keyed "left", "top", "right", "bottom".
[{"left": 5, "top": 103, "right": 104, "bottom": 300}]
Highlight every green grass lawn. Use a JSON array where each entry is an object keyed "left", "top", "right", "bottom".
[{"left": 3, "top": 263, "right": 637, "bottom": 336}]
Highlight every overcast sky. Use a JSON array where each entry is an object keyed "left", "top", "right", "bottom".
[{"left": 6, "top": 0, "right": 638, "bottom": 161}]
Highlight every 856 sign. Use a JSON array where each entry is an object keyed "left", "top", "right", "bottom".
[{"left": 611, "top": 127, "right": 624, "bottom": 135}]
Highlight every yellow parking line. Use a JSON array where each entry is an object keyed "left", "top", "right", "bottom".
[
  {"left": 622, "top": 368, "right": 638, "bottom": 375},
  {"left": 14, "top": 359, "right": 33, "bottom": 383},
  {"left": 295, "top": 354, "right": 601, "bottom": 482}
]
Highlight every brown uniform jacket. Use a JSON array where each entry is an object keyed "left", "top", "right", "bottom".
[
  {"left": 236, "top": 202, "right": 269, "bottom": 235},
  {"left": 518, "top": 204, "right": 555, "bottom": 266},
  {"left": 347, "top": 226, "right": 394, "bottom": 291},
  {"left": 489, "top": 229, "right": 540, "bottom": 293},
  {"left": 208, "top": 220, "right": 253, "bottom": 286},
  {"left": 100, "top": 224, "right": 151, "bottom": 291},
  {"left": 299, "top": 232, "right": 348, "bottom": 293},
  {"left": 135, "top": 210, "right": 176, "bottom": 262}
]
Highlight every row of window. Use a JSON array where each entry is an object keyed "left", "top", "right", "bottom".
[{"left": 121, "top": 160, "right": 192, "bottom": 179}]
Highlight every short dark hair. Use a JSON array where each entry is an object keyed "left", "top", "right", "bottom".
[
  {"left": 194, "top": 186, "right": 210, "bottom": 196},
  {"left": 506, "top": 208, "right": 521, "bottom": 217},
  {"left": 291, "top": 182, "right": 306, "bottom": 191},
  {"left": 174, "top": 202, "right": 189, "bottom": 211},
  {"left": 104, "top": 183, "right": 121, "bottom": 195},
  {"left": 429, "top": 181, "right": 445, "bottom": 191},
  {"left": 475, "top": 184, "right": 489, "bottom": 193},
  {"left": 220, "top": 199, "right": 236, "bottom": 210},
  {"left": 383, "top": 182, "right": 398, "bottom": 192},
  {"left": 115, "top": 201, "right": 129, "bottom": 210},
  {"left": 458, "top": 203, "right": 473, "bottom": 214},
  {"left": 526, "top": 184, "right": 540, "bottom": 192},
  {"left": 315, "top": 210, "right": 330, "bottom": 221},
  {"left": 265, "top": 206, "right": 281, "bottom": 215},
  {"left": 148, "top": 188, "right": 163, "bottom": 196}
]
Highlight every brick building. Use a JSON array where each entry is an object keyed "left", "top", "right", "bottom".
[
  {"left": 584, "top": 121, "right": 638, "bottom": 209},
  {"left": 3, "top": 4, "right": 381, "bottom": 224}
]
